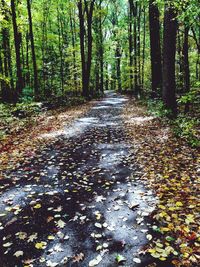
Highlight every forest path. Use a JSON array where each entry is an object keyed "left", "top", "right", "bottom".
[{"left": 0, "top": 92, "right": 155, "bottom": 267}]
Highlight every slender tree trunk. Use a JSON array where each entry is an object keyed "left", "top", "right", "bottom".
[
  {"left": 27, "top": 0, "right": 39, "bottom": 99},
  {"left": 137, "top": 3, "right": 141, "bottom": 93},
  {"left": 26, "top": 31, "right": 30, "bottom": 86},
  {"left": 99, "top": 3, "right": 104, "bottom": 94},
  {"left": 0, "top": 48, "right": 3, "bottom": 92},
  {"left": 57, "top": 7, "right": 64, "bottom": 94},
  {"left": 78, "top": 0, "right": 95, "bottom": 98},
  {"left": 1, "top": 0, "right": 14, "bottom": 102},
  {"left": 162, "top": 2, "right": 177, "bottom": 116},
  {"left": 70, "top": 10, "right": 78, "bottom": 91},
  {"left": 191, "top": 26, "right": 200, "bottom": 80},
  {"left": 132, "top": 2, "right": 138, "bottom": 95},
  {"left": 183, "top": 26, "right": 190, "bottom": 113},
  {"left": 141, "top": 5, "right": 146, "bottom": 89},
  {"left": 78, "top": 1, "right": 87, "bottom": 97},
  {"left": 149, "top": 0, "right": 162, "bottom": 98},
  {"left": 128, "top": 0, "right": 134, "bottom": 91},
  {"left": 116, "top": 43, "right": 122, "bottom": 93},
  {"left": 11, "top": 0, "right": 23, "bottom": 100},
  {"left": 85, "top": 0, "right": 95, "bottom": 96},
  {"left": 177, "top": 29, "right": 184, "bottom": 93},
  {"left": 105, "top": 62, "right": 109, "bottom": 91}
]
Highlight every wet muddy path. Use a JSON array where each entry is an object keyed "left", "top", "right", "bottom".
[{"left": 0, "top": 92, "right": 155, "bottom": 267}]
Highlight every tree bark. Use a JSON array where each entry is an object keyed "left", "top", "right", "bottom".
[
  {"left": 99, "top": 1, "right": 104, "bottom": 94},
  {"left": 133, "top": 2, "right": 138, "bottom": 95},
  {"left": 149, "top": 0, "right": 162, "bottom": 98},
  {"left": 27, "top": 0, "right": 39, "bottom": 99},
  {"left": 128, "top": 0, "right": 134, "bottom": 91},
  {"left": 57, "top": 7, "right": 64, "bottom": 94},
  {"left": 162, "top": 2, "right": 177, "bottom": 116},
  {"left": 78, "top": 1, "right": 87, "bottom": 97},
  {"left": 141, "top": 4, "right": 146, "bottom": 89},
  {"left": 116, "top": 43, "right": 122, "bottom": 93},
  {"left": 1, "top": 0, "right": 14, "bottom": 102},
  {"left": 11, "top": 0, "right": 23, "bottom": 99},
  {"left": 183, "top": 26, "right": 190, "bottom": 113},
  {"left": 70, "top": 9, "right": 78, "bottom": 92},
  {"left": 78, "top": 0, "right": 95, "bottom": 98}
]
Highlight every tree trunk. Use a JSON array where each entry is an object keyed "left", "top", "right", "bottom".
[
  {"left": 137, "top": 3, "right": 141, "bottom": 93},
  {"left": 116, "top": 43, "right": 122, "bottom": 93},
  {"left": 149, "top": 0, "right": 162, "bottom": 98},
  {"left": 78, "top": 1, "right": 87, "bottom": 97},
  {"left": 141, "top": 4, "right": 146, "bottom": 89},
  {"left": 78, "top": 0, "right": 95, "bottom": 98},
  {"left": 99, "top": 3, "right": 104, "bottom": 94},
  {"left": 128, "top": 0, "right": 134, "bottom": 91},
  {"left": 1, "top": 0, "right": 14, "bottom": 102},
  {"left": 11, "top": 0, "right": 23, "bottom": 100},
  {"left": 70, "top": 9, "right": 78, "bottom": 92},
  {"left": 162, "top": 2, "right": 177, "bottom": 116},
  {"left": 27, "top": 0, "right": 39, "bottom": 99},
  {"left": 57, "top": 7, "right": 64, "bottom": 94},
  {"left": 85, "top": 0, "right": 95, "bottom": 96},
  {"left": 129, "top": 0, "right": 138, "bottom": 95},
  {"left": 183, "top": 26, "right": 190, "bottom": 113}
]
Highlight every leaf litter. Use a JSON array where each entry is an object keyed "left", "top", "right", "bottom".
[{"left": 123, "top": 98, "right": 200, "bottom": 267}]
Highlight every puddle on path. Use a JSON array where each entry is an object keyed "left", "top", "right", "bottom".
[{"left": 0, "top": 92, "right": 156, "bottom": 267}]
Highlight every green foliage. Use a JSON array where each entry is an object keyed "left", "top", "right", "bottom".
[
  {"left": 147, "top": 98, "right": 199, "bottom": 147},
  {"left": 19, "top": 87, "right": 34, "bottom": 103},
  {"left": 13, "top": 102, "right": 42, "bottom": 116},
  {"left": 177, "top": 88, "right": 200, "bottom": 105},
  {"left": 173, "top": 116, "right": 200, "bottom": 147},
  {"left": 147, "top": 99, "right": 172, "bottom": 118}
]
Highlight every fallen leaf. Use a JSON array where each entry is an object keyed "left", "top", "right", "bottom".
[
  {"left": 89, "top": 255, "right": 102, "bottom": 266},
  {"left": 35, "top": 241, "right": 47, "bottom": 250},
  {"left": 56, "top": 219, "right": 66, "bottom": 228},
  {"left": 14, "top": 251, "right": 24, "bottom": 257},
  {"left": 133, "top": 257, "right": 141, "bottom": 263},
  {"left": 116, "top": 254, "right": 126, "bottom": 264},
  {"left": 72, "top": 253, "right": 84, "bottom": 263}
]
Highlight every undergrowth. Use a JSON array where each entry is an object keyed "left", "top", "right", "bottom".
[{"left": 146, "top": 98, "right": 200, "bottom": 148}]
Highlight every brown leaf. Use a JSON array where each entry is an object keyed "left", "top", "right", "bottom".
[{"left": 72, "top": 253, "right": 85, "bottom": 263}]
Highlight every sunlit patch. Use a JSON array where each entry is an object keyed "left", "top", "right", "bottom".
[
  {"left": 92, "top": 105, "right": 110, "bottom": 110},
  {"left": 98, "top": 143, "right": 129, "bottom": 169},
  {"left": 102, "top": 97, "right": 128, "bottom": 105},
  {"left": 40, "top": 117, "right": 99, "bottom": 139},
  {"left": 126, "top": 116, "right": 156, "bottom": 125}
]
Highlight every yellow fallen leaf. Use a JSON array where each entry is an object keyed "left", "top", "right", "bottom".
[
  {"left": 34, "top": 204, "right": 42, "bottom": 209},
  {"left": 35, "top": 241, "right": 47, "bottom": 250},
  {"left": 48, "top": 235, "right": 55, "bottom": 240},
  {"left": 176, "top": 202, "right": 183, "bottom": 207},
  {"left": 160, "top": 257, "right": 167, "bottom": 261}
]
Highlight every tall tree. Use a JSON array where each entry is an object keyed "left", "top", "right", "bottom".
[
  {"left": 1, "top": 0, "right": 14, "bottom": 102},
  {"left": 128, "top": 0, "right": 134, "bottom": 91},
  {"left": 129, "top": 0, "right": 138, "bottom": 95},
  {"left": 183, "top": 25, "right": 190, "bottom": 113},
  {"left": 78, "top": 0, "right": 96, "bottom": 98},
  {"left": 27, "top": 0, "right": 39, "bottom": 99},
  {"left": 11, "top": 0, "right": 23, "bottom": 100},
  {"left": 162, "top": 1, "right": 178, "bottom": 115},
  {"left": 149, "top": 0, "right": 162, "bottom": 97},
  {"left": 70, "top": 7, "right": 78, "bottom": 92}
]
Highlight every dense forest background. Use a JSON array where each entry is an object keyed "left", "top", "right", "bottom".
[{"left": 0, "top": 0, "right": 199, "bottom": 143}]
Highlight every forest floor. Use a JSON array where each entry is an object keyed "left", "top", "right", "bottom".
[{"left": 0, "top": 92, "right": 199, "bottom": 267}]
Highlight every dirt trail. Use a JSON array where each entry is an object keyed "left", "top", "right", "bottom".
[{"left": 0, "top": 92, "right": 155, "bottom": 267}]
